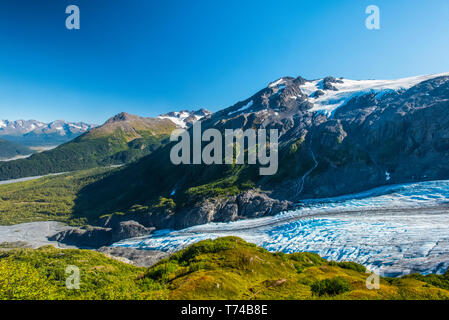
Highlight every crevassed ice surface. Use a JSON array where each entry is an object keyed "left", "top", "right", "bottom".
[{"left": 113, "top": 180, "right": 449, "bottom": 277}]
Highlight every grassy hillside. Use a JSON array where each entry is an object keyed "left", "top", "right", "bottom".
[
  {"left": 0, "top": 139, "right": 32, "bottom": 159},
  {"left": 0, "top": 113, "right": 175, "bottom": 181},
  {"left": 0, "top": 244, "right": 147, "bottom": 300},
  {"left": 0, "top": 167, "right": 115, "bottom": 226},
  {"left": 1, "top": 237, "right": 448, "bottom": 300}
]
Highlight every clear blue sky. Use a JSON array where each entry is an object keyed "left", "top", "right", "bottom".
[{"left": 0, "top": 0, "right": 448, "bottom": 124}]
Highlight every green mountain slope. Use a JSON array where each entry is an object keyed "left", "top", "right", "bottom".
[
  {"left": 0, "top": 113, "right": 175, "bottom": 181},
  {"left": 0, "top": 139, "right": 32, "bottom": 160},
  {"left": 0, "top": 167, "right": 115, "bottom": 226},
  {"left": 73, "top": 142, "right": 259, "bottom": 225},
  {"left": 1, "top": 237, "right": 448, "bottom": 300}
]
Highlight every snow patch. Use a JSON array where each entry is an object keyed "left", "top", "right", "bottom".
[
  {"left": 158, "top": 110, "right": 209, "bottom": 128},
  {"left": 268, "top": 78, "right": 287, "bottom": 88},
  {"left": 303, "top": 72, "right": 449, "bottom": 117},
  {"left": 158, "top": 113, "right": 191, "bottom": 128},
  {"left": 229, "top": 100, "right": 254, "bottom": 115}
]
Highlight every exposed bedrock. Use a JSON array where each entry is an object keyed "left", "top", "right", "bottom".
[
  {"left": 49, "top": 220, "right": 155, "bottom": 248},
  {"left": 174, "top": 190, "right": 294, "bottom": 229}
]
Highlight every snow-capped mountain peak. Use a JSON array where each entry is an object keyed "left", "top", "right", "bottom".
[
  {"left": 222, "top": 72, "right": 449, "bottom": 120},
  {"left": 0, "top": 119, "right": 96, "bottom": 146},
  {"left": 0, "top": 119, "right": 46, "bottom": 134},
  {"left": 301, "top": 72, "right": 449, "bottom": 116},
  {"left": 157, "top": 108, "right": 212, "bottom": 128}
]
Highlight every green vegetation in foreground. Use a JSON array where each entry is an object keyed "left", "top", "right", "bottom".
[
  {"left": 1, "top": 237, "right": 449, "bottom": 300},
  {"left": 0, "top": 167, "right": 114, "bottom": 226}
]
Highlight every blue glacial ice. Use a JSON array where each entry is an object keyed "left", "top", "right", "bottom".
[{"left": 113, "top": 180, "right": 449, "bottom": 277}]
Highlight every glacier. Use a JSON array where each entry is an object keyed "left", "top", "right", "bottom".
[
  {"left": 302, "top": 72, "right": 449, "bottom": 116},
  {"left": 113, "top": 180, "right": 449, "bottom": 277}
]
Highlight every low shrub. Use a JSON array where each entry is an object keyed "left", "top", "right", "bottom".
[{"left": 311, "top": 277, "right": 352, "bottom": 297}]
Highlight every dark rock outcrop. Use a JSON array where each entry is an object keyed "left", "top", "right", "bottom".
[
  {"left": 49, "top": 227, "right": 112, "bottom": 248},
  {"left": 321, "top": 76, "right": 343, "bottom": 91},
  {"left": 174, "top": 191, "right": 293, "bottom": 229},
  {"left": 71, "top": 73, "right": 449, "bottom": 247},
  {"left": 98, "top": 247, "right": 168, "bottom": 267},
  {"left": 310, "top": 90, "right": 325, "bottom": 98},
  {"left": 111, "top": 221, "right": 155, "bottom": 243},
  {"left": 49, "top": 220, "right": 154, "bottom": 248}
]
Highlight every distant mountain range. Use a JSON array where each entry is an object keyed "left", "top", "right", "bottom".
[
  {"left": 0, "top": 109, "right": 211, "bottom": 180},
  {"left": 0, "top": 119, "right": 95, "bottom": 146}
]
